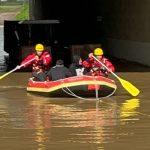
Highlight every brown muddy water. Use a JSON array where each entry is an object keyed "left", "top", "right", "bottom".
[{"left": 0, "top": 72, "right": 150, "bottom": 150}]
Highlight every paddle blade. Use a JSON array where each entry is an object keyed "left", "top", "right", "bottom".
[
  {"left": 0, "top": 67, "right": 17, "bottom": 80},
  {"left": 119, "top": 78, "right": 140, "bottom": 96},
  {"left": 0, "top": 71, "right": 13, "bottom": 80},
  {"left": 0, "top": 74, "right": 7, "bottom": 80}
]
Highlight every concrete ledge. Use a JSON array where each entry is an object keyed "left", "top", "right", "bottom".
[{"left": 106, "top": 38, "right": 150, "bottom": 66}]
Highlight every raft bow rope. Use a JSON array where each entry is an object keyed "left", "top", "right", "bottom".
[{"left": 61, "top": 76, "right": 117, "bottom": 100}]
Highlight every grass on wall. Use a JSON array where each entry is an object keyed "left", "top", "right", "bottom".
[{"left": 15, "top": 3, "right": 29, "bottom": 20}]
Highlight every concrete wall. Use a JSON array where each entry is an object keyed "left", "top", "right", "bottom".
[
  {"left": 0, "top": 26, "right": 8, "bottom": 64},
  {"left": 29, "top": 0, "right": 43, "bottom": 20},
  {"left": 106, "top": 38, "right": 150, "bottom": 66},
  {"left": 97, "top": 0, "right": 150, "bottom": 66}
]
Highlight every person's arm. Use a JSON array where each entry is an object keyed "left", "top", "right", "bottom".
[
  {"left": 46, "top": 69, "right": 52, "bottom": 80},
  {"left": 82, "top": 53, "right": 94, "bottom": 68},
  {"left": 105, "top": 59, "right": 115, "bottom": 72},
  {"left": 21, "top": 54, "right": 35, "bottom": 68},
  {"left": 42, "top": 52, "right": 52, "bottom": 66},
  {"left": 65, "top": 68, "right": 72, "bottom": 77},
  {"left": 82, "top": 59, "right": 93, "bottom": 68}
]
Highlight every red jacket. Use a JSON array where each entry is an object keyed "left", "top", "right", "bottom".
[
  {"left": 21, "top": 51, "right": 52, "bottom": 72},
  {"left": 82, "top": 57, "right": 115, "bottom": 76}
]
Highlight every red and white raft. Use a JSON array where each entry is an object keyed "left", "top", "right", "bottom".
[{"left": 27, "top": 75, "right": 117, "bottom": 98}]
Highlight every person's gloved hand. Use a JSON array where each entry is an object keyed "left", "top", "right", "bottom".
[
  {"left": 92, "top": 67, "right": 99, "bottom": 71},
  {"left": 16, "top": 65, "right": 21, "bottom": 70},
  {"left": 100, "top": 68, "right": 107, "bottom": 73},
  {"left": 88, "top": 53, "right": 93, "bottom": 58}
]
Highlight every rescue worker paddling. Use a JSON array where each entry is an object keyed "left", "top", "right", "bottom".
[
  {"left": 82, "top": 48, "right": 115, "bottom": 77},
  {"left": 17, "top": 43, "right": 52, "bottom": 81}
]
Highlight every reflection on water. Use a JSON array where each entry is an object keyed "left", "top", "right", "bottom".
[
  {"left": 120, "top": 99, "right": 140, "bottom": 119},
  {"left": 24, "top": 94, "right": 142, "bottom": 150},
  {"left": 35, "top": 128, "right": 47, "bottom": 150},
  {"left": 25, "top": 96, "right": 51, "bottom": 150}
]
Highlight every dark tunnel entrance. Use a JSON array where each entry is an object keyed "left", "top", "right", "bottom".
[{"left": 30, "top": 0, "right": 101, "bottom": 44}]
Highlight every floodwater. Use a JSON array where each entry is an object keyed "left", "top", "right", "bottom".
[{"left": 0, "top": 72, "right": 150, "bottom": 150}]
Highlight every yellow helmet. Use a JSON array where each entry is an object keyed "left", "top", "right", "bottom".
[
  {"left": 94, "top": 48, "right": 103, "bottom": 56},
  {"left": 35, "top": 43, "right": 44, "bottom": 52}
]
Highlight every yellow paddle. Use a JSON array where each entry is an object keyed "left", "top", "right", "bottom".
[
  {"left": 0, "top": 57, "right": 35, "bottom": 80},
  {"left": 92, "top": 56, "right": 140, "bottom": 96}
]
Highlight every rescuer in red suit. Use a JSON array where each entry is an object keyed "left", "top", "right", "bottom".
[
  {"left": 82, "top": 48, "right": 115, "bottom": 77},
  {"left": 17, "top": 43, "right": 52, "bottom": 81}
]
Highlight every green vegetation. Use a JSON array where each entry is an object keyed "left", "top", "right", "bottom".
[{"left": 15, "top": 3, "right": 29, "bottom": 20}]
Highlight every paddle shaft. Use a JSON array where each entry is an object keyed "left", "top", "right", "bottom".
[
  {"left": 0, "top": 57, "right": 35, "bottom": 80},
  {"left": 92, "top": 55, "right": 120, "bottom": 80},
  {"left": 18, "top": 57, "right": 36, "bottom": 68}
]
